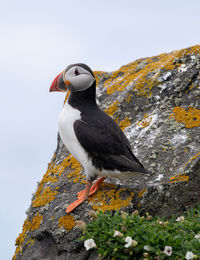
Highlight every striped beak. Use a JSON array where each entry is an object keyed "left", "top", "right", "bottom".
[{"left": 49, "top": 72, "right": 69, "bottom": 92}]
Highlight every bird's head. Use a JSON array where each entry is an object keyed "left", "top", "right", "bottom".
[{"left": 49, "top": 63, "right": 95, "bottom": 93}]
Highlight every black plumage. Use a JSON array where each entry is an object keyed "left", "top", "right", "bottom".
[{"left": 68, "top": 82, "right": 148, "bottom": 176}]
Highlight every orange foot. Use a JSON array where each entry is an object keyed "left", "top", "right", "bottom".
[
  {"left": 65, "top": 198, "right": 85, "bottom": 214},
  {"left": 65, "top": 177, "right": 106, "bottom": 214},
  {"left": 77, "top": 177, "right": 106, "bottom": 199}
]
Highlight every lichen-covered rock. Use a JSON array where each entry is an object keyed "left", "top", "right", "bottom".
[{"left": 13, "top": 45, "right": 200, "bottom": 260}]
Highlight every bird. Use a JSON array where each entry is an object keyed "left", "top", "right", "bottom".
[{"left": 49, "top": 63, "right": 150, "bottom": 214}]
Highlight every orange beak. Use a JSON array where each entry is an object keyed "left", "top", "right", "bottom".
[
  {"left": 49, "top": 72, "right": 63, "bottom": 92},
  {"left": 49, "top": 71, "right": 70, "bottom": 92}
]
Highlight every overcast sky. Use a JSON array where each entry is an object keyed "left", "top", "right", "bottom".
[{"left": 1, "top": 0, "right": 200, "bottom": 259}]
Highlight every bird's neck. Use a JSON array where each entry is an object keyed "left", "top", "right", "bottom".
[{"left": 68, "top": 82, "right": 97, "bottom": 110}]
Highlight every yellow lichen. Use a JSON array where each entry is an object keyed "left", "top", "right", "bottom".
[
  {"left": 103, "top": 45, "right": 200, "bottom": 97},
  {"left": 25, "top": 238, "right": 35, "bottom": 247},
  {"left": 161, "top": 146, "right": 168, "bottom": 152},
  {"left": 30, "top": 213, "right": 43, "bottom": 231},
  {"left": 125, "top": 94, "right": 133, "bottom": 104},
  {"left": 94, "top": 71, "right": 107, "bottom": 87},
  {"left": 104, "top": 103, "right": 131, "bottom": 130},
  {"left": 170, "top": 107, "right": 200, "bottom": 128},
  {"left": 58, "top": 215, "right": 75, "bottom": 231},
  {"left": 136, "top": 113, "right": 152, "bottom": 128},
  {"left": 33, "top": 187, "right": 58, "bottom": 207},
  {"left": 104, "top": 101, "right": 119, "bottom": 116},
  {"left": 183, "top": 152, "right": 200, "bottom": 171},
  {"left": 13, "top": 213, "right": 43, "bottom": 260},
  {"left": 138, "top": 189, "right": 147, "bottom": 198},
  {"left": 88, "top": 183, "right": 134, "bottom": 211},
  {"left": 169, "top": 174, "right": 189, "bottom": 183},
  {"left": 118, "top": 117, "right": 131, "bottom": 130},
  {"left": 169, "top": 152, "right": 200, "bottom": 183},
  {"left": 189, "top": 83, "right": 195, "bottom": 90},
  {"left": 66, "top": 155, "right": 86, "bottom": 184},
  {"left": 32, "top": 154, "right": 85, "bottom": 209}
]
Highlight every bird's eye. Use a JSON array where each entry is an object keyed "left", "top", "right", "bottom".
[{"left": 75, "top": 68, "right": 80, "bottom": 76}]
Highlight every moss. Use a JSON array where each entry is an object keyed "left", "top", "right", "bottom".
[
  {"left": 13, "top": 213, "right": 43, "bottom": 260},
  {"left": 170, "top": 107, "right": 200, "bottom": 128},
  {"left": 58, "top": 215, "right": 75, "bottom": 231},
  {"left": 88, "top": 183, "right": 134, "bottom": 212}
]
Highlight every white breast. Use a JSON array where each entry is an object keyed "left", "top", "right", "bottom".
[{"left": 58, "top": 102, "right": 95, "bottom": 178}]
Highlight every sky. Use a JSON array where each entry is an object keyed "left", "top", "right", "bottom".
[{"left": 0, "top": 0, "right": 200, "bottom": 259}]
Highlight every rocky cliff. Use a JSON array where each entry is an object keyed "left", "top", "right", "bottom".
[{"left": 13, "top": 45, "right": 200, "bottom": 260}]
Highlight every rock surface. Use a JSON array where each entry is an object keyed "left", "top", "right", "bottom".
[{"left": 13, "top": 45, "right": 200, "bottom": 260}]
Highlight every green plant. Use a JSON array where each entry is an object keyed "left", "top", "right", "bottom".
[{"left": 79, "top": 207, "right": 200, "bottom": 259}]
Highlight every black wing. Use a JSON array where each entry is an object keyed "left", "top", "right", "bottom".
[{"left": 74, "top": 109, "right": 148, "bottom": 173}]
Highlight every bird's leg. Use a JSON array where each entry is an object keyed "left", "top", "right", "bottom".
[
  {"left": 77, "top": 177, "right": 106, "bottom": 199},
  {"left": 89, "top": 177, "right": 106, "bottom": 194},
  {"left": 65, "top": 181, "right": 92, "bottom": 214},
  {"left": 66, "top": 178, "right": 106, "bottom": 214},
  {"left": 65, "top": 198, "right": 85, "bottom": 214},
  {"left": 82, "top": 181, "right": 92, "bottom": 200}
]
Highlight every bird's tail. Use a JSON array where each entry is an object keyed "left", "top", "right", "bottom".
[{"left": 109, "top": 154, "right": 151, "bottom": 175}]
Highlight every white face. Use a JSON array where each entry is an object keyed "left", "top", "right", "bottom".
[{"left": 64, "top": 65, "right": 95, "bottom": 92}]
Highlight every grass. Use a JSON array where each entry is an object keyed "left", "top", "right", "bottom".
[{"left": 79, "top": 207, "right": 200, "bottom": 259}]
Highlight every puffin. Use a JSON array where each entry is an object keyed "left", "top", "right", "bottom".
[{"left": 50, "top": 63, "right": 149, "bottom": 214}]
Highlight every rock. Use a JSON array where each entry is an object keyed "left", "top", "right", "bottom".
[{"left": 13, "top": 45, "right": 200, "bottom": 260}]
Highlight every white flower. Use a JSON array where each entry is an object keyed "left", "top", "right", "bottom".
[
  {"left": 144, "top": 245, "right": 150, "bottom": 251},
  {"left": 113, "top": 230, "right": 123, "bottom": 237},
  {"left": 124, "top": 236, "right": 133, "bottom": 248},
  {"left": 124, "top": 236, "right": 132, "bottom": 248},
  {"left": 176, "top": 216, "right": 185, "bottom": 222},
  {"left": 124, "top": 236, "right": 138, "bottom": 248},
  {"left": 163, "top": 246, "right": 172, "bottom": 256},
  {"left": 185, "top": 251, "right": 196, "bottom": 259},
  {"left": 84, "top": 238, "right": 96, "bottom": 251},
  {"left": 195, "top": 233, "right": 200, "bottom": 240}
]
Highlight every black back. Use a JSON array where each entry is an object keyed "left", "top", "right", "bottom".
[{"left": 68, "top": 81, "right": 148, "bottom": 174}]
